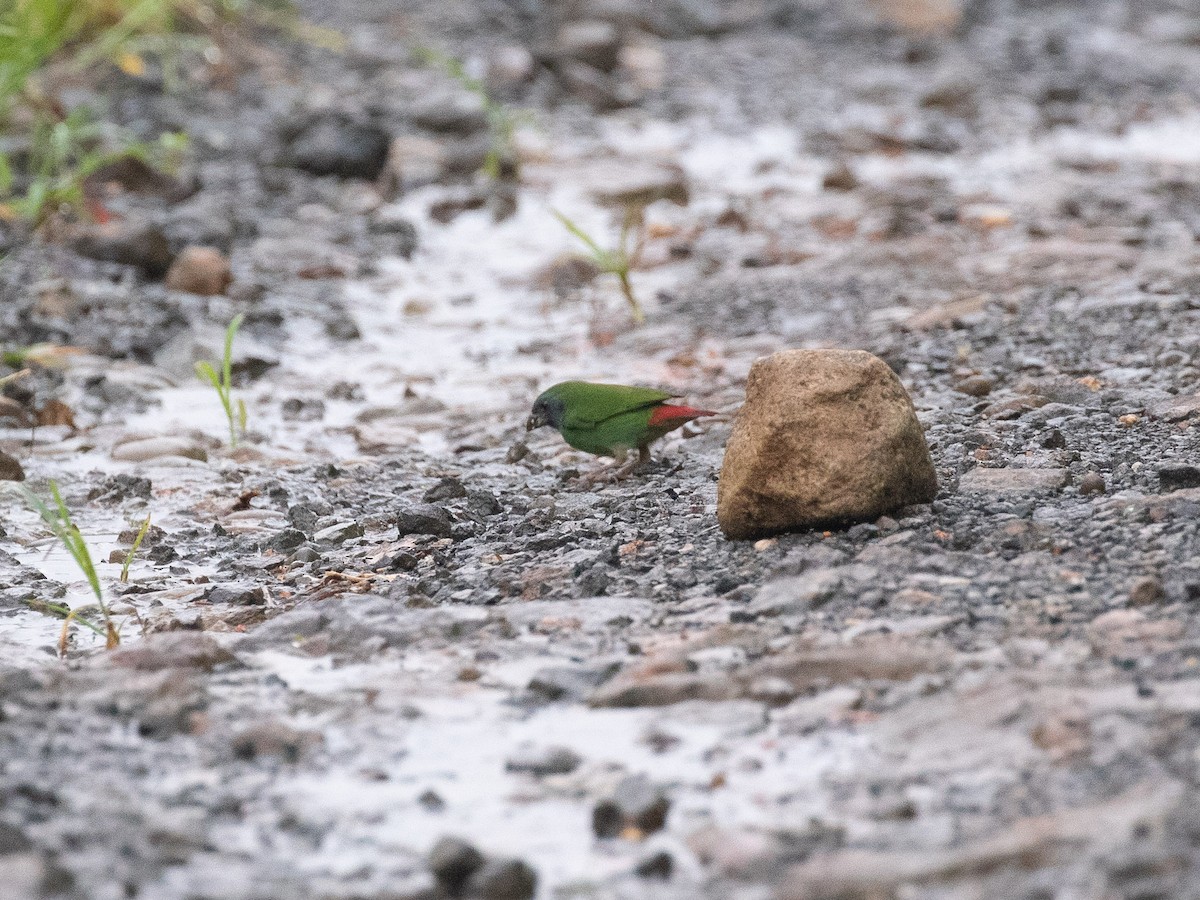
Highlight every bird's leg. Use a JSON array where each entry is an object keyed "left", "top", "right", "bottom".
[
  {"left": 609, "top": 446, "right": 650, "bottom": 480},
  {"left": 576, "top": 446, "right": 645, "bottom": 486},
  {"left": 575, "top": 449, "right": 623, "bottom": 486}
]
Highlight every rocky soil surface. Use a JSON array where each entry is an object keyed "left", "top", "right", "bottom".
[{"left": 2, "top": 0, "right": 1200, "bottom": 897}]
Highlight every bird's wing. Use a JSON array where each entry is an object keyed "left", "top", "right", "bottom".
[{"left": 560, "top": 383, "right": 674, "bottom": 431}]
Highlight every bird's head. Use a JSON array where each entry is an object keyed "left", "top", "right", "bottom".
[{"left": 526, "top": 391, "right": 566, "bottom": 431}]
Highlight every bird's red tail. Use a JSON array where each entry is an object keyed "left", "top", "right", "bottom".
[{"left": 648, "top": 405, "right": 718, "bottom": 428}]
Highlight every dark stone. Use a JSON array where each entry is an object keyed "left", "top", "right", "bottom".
[
  {"left": 467, "top": 491, "right": 504, "bottom": 517},
  {"left": 822, "top": 163, "right": 858, "bottom": 192},
  {"left": 117, "top": 522, "right": 164, "bottom": 546},
  {"left": 368, "top": 214, "right": 419, "bottom": 258},
  {"left": 577, "top": 567, "right": 610, "bottom": 596},
  {"left": 1130, "top": 576, "right": 1167, "bottom": 606},
  {"left": 549, "top": 20, "right": 622, "bottom": 73},
  {"left": 1041, "top": 429, "right": 1067, "bottom": 449},
  {"left": 637, "top": 0, "right": 728, "bottom": 37},
  {"left": 148, "top": 544, "right": 178, "bottom": 564},
  {"left": 634, "top": 851, "right": 674, "bottom": 880},
  {"left": 714, "top": 573, "right": 743, "bottom": 594},
  {"left": 326, "top": 317, "right": 360, "bottom": 342},
  {"left": 397, "top": 503, "right": 455, "bottom": 538},
  {"left": 136, "top": 688, "right": 207, "bottom": 740},
  {"left": 0, "top": 822, "right": 33, "bottom": 854},
  {"left": 428, "top": 836, "right": 485, "bottom": 895},
  {"left": 423, "top": 477, "right": 468, "bottom": 503},
  {"left": 230, "top": 721, "right": 321, "bottom": 762},
  {"left": 504, "top": 744, "right": 582, "bottom": 777},
  {"left": 845, "top": 523, "right": 879, "bottom": 540},
  {"left": 469, "top": 858, "right": 537, "bottom": 900},
  {"left": 0, "top": 450, "right": 24, "bottom": 482},
  {"left": 288, "top": 504, "right": 321, "bottom": 533},
  {"left": 387, "top": 551, "right": 421, "bottom": 572},
  {"left": 418, "top": 789, "right": 445, "bottom": 812},
  {"left": 554, "top": 61, "right": 640, "bottom": 111},
  {"left": 527, "top": 665, "right": 615, "bottom": 702},
  {"left": 1159, "top": 465, "right": 1200, "bottom": 492},
  {"left": 592, "top": 800, "right": 624, "bottom": 839},
  {"left": 430, "top": 189, "right": 488, "bottom": 224},
  {"left": 281, "top": 398, "right": 326, "bottom": 422},
  {"left": 410, "top": 94, "right": 488, "bottom": 135},
  {"left": 87, "top": 473, "right": 150, "bottom": 503},
  {"left": 84, "top": 155, "right": 193, "bottom": 202},
  {"left": 326, "top": 381, "right": 364, "bottom": 401},
  {"left": 313, "top": 521, "right": 365, "bottom": 544},
  {"left": 207, "top": 583, "right": 266, "bottom": 606},
  {"left": 289, "top": 545, "right": 321, "bottom": 564},
  {"left": 284, "top": 115, "right": 389, "bottom": 179},
  {"left": 39, "top": 858, "right": 77, "bottom": 896},
  {"left": 270, "top": 529, "right": 307, "bottom": 552},
  {"left": 592, "top": 775, "right": 670, "bottom": 838},
  {"left": 70, "top": 221, "right": 174, "bottom": 277}
]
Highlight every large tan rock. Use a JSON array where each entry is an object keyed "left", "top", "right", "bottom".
[{"left": 718, "top": 349, "right": 937, "bottom": 539}]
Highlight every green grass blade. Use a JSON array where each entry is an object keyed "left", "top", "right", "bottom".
[
  {"left": 18, "top": 481, "right": 116, "bottom": 644},
  {"left": 194, "top": 360, "right": 220, "bottom": 388},
  {"left": 49, "top": 482, "right": 102, "bottom": 606},
  {"left": 22, "top": 598, "right": 107, "bottom": 639},
  {"left": 120, "top": 515, "right": 151, "bottom": 583},
  {"left": 552, "top": 209, "right": 606, "bottom": 258},
  {"left": 222, "top": 313, "right": 244, "bottom": 393}
]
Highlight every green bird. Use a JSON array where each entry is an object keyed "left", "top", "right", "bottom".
[{"left": 525, "top": 381, "right": 716, "bottom": 472}]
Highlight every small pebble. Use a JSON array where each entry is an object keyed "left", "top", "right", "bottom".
[
  {"left": 428, "top": 836, "right": 484, "bottom": 895},
  {"left": 634, "top": 851, "right": 674, "bottom": 880},
  {"left": 1130, "top": 576, "right": 1167, "bottom": 607}
]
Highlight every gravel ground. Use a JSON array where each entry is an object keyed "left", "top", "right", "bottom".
[{"left": 2, "top": 0, "right": 1200, "bottom": 898}]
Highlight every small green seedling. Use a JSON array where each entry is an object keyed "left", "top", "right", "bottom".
[
  {"left": 120, "top": 515, "right": 151, "bottom": 583},
  {"left": 415, "top": 46, "right": 526, "bottom": 181},
  {"left": 19, "top": 480, "right": 119, "bottom": 652},
  {"left": 552, "top": 208, "right": 645, "bottom": 324},
  {"left": 195, "top": 313, "right": 248, "bottom": 447},
  {"left": 0, "top": 107, "right": 188, "bottom": 224}
]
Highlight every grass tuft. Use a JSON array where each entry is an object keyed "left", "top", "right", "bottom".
[
  {"left": 195, "top": 313, "right": 247, "bottom": 447},
  {"left": 552, "top": 207, "right": 645, "bottom": 324},
  {"left": 18, "top": 480, "right": 119, "bottom": 651},
  {"left": 0, "top": 0, "right": 307, "bottom": 222},
  {"left": 1, "top": 106, "right": 188, "bottom": 223},
  {"left": 415, "top": 46, "right": 527, "bottom": 181},
  {"left": 120, "top": 514, "right": 151, "bottom": 583}
]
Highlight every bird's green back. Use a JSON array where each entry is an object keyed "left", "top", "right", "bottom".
[{"left": 542, "top": 381, "right": 673, "bottom": 427}]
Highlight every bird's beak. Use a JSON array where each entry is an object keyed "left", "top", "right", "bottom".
[{"left": 525, "top": 413, "right": 545, "bottom": 432}]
